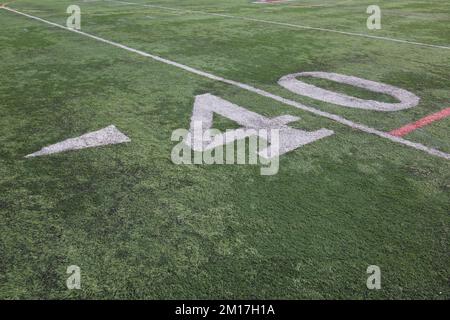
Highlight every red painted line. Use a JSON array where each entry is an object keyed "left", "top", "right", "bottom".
[{"left": 389, "top": 107, "right": 450, "bottom": 137}]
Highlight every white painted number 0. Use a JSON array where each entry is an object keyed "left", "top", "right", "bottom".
[{"left": 278, "top": 71, "right": 419, "bottom": 111}]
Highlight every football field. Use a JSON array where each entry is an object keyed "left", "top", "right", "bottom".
[{"left": 0, "top": 0, "right": 449, "bottom": 299}]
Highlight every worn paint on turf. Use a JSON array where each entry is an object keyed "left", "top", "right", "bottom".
[
  {"left": 25, "top": 125, "right": 130, "bottom": 158},
  {"left": 389, "top": 107, "right": 450, "bottom": 137},
  {"left": 278, "top": 72, "right": 420, "bottom": 111}
]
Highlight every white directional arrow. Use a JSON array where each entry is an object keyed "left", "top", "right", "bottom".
[{"left": 25, "top": 125, "right": 130, "bottom": 158}]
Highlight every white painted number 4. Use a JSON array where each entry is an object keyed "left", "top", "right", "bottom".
[{"left": 185, "top": 93, "right": 334, "bottom": 158}]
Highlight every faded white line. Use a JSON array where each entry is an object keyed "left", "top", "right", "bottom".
[
  {"left": 2, "top": 6, "right": 450, "bottom": 161},
  {"left": 106, "top": 0, "right": 450, "bottom": 50}
]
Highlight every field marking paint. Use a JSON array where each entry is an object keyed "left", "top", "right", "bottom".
[
  {"left": 25, "top": 125, "right": 130, "bottom": 158},
  {"left": 105, "top": 0, "right": 450, "bottom": 51},
  {"left": 278, "top": 72, "right": 420, "bottom": 111},
  {"left": 185, "top": 93, "right": 334, "bottom": 158},
  {"left": 389, "top": 107, "right": 450, "bottom": 137},
  {"left": 2, "top": 6, "right": 449, "bottom": 161}
]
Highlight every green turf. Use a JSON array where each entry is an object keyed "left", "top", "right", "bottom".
[{"left": 0, "top": 0, "right": 449, "bottom": 299}]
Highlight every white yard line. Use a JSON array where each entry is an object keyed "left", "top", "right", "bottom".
[
  {"left": 106, "top": 0, "right": 450, "bottom": 50},
  {"left": 2, "top": 6, "right": 450, "bottom": 161}
]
